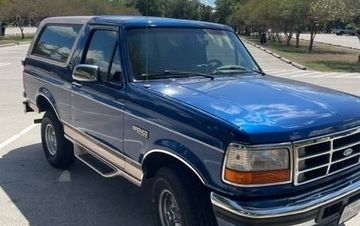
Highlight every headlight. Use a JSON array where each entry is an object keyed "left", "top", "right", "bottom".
[{"left": 223, "top": 144, "right": 291, "bottom": 186}]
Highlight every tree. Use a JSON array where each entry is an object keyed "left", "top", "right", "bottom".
[
  {"left": 164, "top": 0, "right": 202, "bottom": 20},
  {"left": 199, "top": 4, "right": 214, "bottom": 22},
  {"left": 28, "top": 0, "right": 87, "bottom": 26},
  {"left": 329, "top": 0, "right": 360, "bottom": 62},
  {"left": 214, "top": 0, "right": 233, "bottom": 24},
  {"left": 241, "top": 0, "right": 285, "bottom": 42},
  {"left": 126, "top": 0, "right": 215, "bottom": 20},
  {"left": 0, "top": 0, "right": 5, "bottom": 36},
  {"left": 217, "top": 0, "right": 358, "bottom": 55},
  {"left": 260, "top": 0, "right": 284, "bottom": 43},
  {"left": 228, "top": 0, "right": 250, "bottom": 32},
  {"left": 0, "top": 0, "right": 33, "bottom": 39},
  {"left": 0, "top": 0, "right": 140, "bottom": 36},
  {"left": 133, "top": 0, "right": 165, "bottom": 17},
  {"left": 82, "top": 0, "right": 139, "bottom": 15},
  {"left": 233, "top": 0, "right": 262, "bottom": 35},
  {"left": 281, "top": 0, "right": 307, "bottom": 47},
  {"left": 306, "top": 0, "right": 334, "bottom": 52}
]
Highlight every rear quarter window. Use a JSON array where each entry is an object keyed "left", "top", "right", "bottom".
[{"left": 32, "top": 24, "right": 82, "bottom": 63}]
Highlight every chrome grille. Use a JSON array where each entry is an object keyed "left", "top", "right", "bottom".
[{"left": 294, "top": 128, "right": 360, "bottom": 186}]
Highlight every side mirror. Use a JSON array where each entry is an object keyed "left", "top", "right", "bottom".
[{"left": 72, "top": 64, "right": 99, "bottom": 82}]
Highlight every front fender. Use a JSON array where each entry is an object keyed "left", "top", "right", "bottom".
[{"left": 142, "top": 138, "right": 222, "bottom": 187}]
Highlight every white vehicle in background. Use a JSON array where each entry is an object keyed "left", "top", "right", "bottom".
[{"left": 334, "top": 26, "right": 359, "bottom": 36}]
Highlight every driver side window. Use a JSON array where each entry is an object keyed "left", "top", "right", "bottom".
[
  {"left": 109, "top": 47, "right": 122, "bottom": 83},
  {"left": 84, "top": 29, "right": 118, "bottom": 82}
]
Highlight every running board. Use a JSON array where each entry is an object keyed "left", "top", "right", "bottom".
[
  {"left": 64, "top": 124, "right": 143, "bottom": 186},
  {"left": 74, "top": 144, "right": 120, "bottom": 178}
]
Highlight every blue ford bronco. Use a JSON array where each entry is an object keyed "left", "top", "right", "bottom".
[{"left": 22, "top": 16, "right": 360, "bottom": 226}]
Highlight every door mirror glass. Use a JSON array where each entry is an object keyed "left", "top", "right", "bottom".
[{"left": 73, "top": 64, "right": 99, "bottom": 82}]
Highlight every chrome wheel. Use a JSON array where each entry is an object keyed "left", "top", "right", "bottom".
[
  {"left": 45, "top": 123, "right": 57, "bottom": 156},
  {"left": 159, "top": 189, "right": 182, "bottom": 226}
]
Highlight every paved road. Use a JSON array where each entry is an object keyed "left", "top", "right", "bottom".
[
  {"left": 4, "top": 27, "right": 37, "bottom": 37},
  {"left": 265, "top": 69, "right": 360, "bottom": 97},
  {"left": 0, "top": 44, "right": 153, "bottom": 226},
  {"left": 245, "top": 42, "right": 360, "bottom": 97},
  {"left": 300, "top": 33, "right": 360, "bottom": 49},
  {"left": 0, "top": 44, "right": 359, "bottom": 225},
  {"left": 244, "top": 42, "right": 297, "bottom": 71}
]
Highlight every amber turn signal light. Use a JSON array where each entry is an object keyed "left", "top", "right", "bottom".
[{"left": 224, "top": 168, "right": 290, "bottom": 185}]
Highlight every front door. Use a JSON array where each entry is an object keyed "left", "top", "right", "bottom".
[{"left": 71, "top": 26, "right": 125, "bottom": 156}]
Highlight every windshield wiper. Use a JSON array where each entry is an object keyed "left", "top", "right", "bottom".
[
  {"left": 141, "top": 70, "right": 215, "bottom": 80},
  {"left": 251, "top": 69, "right": 266, "bottom": 75},
  {"left": 216, "top": 65, "right": 248, "bottom": 72},
  {"left": 215, "top": 65, "right": 265, "bottom": 76}
]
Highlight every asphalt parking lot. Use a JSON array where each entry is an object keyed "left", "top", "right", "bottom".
[
  {"left": 245, "top": 42, "right": 360, "bottom": 97},
  {"left": 3, "top": 27, "right": 37, "bottom": 37},
  {"left": 0, "top": 44, "right": 359, "bottom": 225},
  {"left": 299, "top": 33, "right": 360, "bottom": 49},
  {"left": 0, "top": 44, "right": 153, "bottom": 226}
]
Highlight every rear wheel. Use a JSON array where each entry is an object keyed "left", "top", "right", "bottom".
[
  {"left": 41, "top": 111, "right": 75, "bottom": 169},
  {"left": 152, "top": 166, "right": 217, "bottom": 226}
]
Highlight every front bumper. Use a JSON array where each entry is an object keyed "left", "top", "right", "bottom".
[{"left": 212, "top": 171, "right": 360, "bottom": 226}]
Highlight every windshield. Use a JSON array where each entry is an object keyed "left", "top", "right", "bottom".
[{"left": 126, "top": 28, "right": 260, "bottom": 80}]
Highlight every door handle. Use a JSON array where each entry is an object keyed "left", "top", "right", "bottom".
[{"left": 72, "top": 81, "right": 82, "bottom": 88}]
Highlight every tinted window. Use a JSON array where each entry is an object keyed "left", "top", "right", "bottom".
[
  {"left": 85, "top": 30, "right": 117, "bottom": 81},
  {"left": 32, "top": 24, "right": 81, "bottom": 63},
  {"left": 109, "top": 47, "right": 122, "bottom": 83}
]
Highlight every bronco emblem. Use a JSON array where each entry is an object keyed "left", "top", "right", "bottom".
[{"left": 132, "top": 125, "right": 149, "bottom": 139}]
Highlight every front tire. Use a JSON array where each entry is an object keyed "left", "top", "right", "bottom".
[
  {"left": 41, "top": 111, "right": 75, "bottom": 169},
  {"left": 152, "top": 167, "right": 217, "bottom": 226}
]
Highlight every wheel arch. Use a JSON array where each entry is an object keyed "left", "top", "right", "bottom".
[
  {"left": 35, "top": 90, "right": 61, "bottom": 120},
  {"left": 142, "top": 149, "right": 207, "bottom": 186}
]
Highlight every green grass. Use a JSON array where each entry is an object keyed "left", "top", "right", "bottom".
[
  {"left": 244, "top": 36, "right": 360, "bottom": 73},
  {"left": 306, "top": 61, "right": 360, "bottom": 73},
  {"left": 0, "top": 35, "right": 33, "bottom": 45}
]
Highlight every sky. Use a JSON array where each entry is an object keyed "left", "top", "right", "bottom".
[{"left": 201, "top": 0, "right": 216, "bottom": 6}]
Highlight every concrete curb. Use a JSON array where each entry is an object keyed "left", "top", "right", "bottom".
[
  {"left": 242, "top": 38, "right": 307, "bottom": 70},
  {"left": 291, "top": 62, "right": 307, "bottom": 70},
  {"left": 0, "top": 41, "right": 31, "bottom": 48},
  {"left": 0, "top": 43, "right": 17, "bottom": 48},
  {"left": 17, "top": 41, "right": 31, "bottom": 45},
  {"left": 272, "top": 53, "right": 281, "bottom": 58},
  {"left": 281, "top": 57, "right": 291, "bottom": 64},
  {"left": 300, "top": 38, "right": 360, "bottom": 52}
]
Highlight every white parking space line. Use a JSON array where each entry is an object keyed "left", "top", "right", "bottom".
[
  {"left": 268, "top": 69, "right": 360, "bottom": 79},
  {"left": 265, "top": 69, "right": 292, "bottom": 74},
  {"left": 0, "top": 51, "right": 22, "bottom": 53},
  {"left": 0, "top": 57, "right": 24, "bottom": 59},
  {"left": 0, "top": 63, "right": 11, "bottom": 67},
  {"left": 270, "top": 71, "right": 300, "bottom": 76},
  {"left": 0, "top": 124, "right": 36, "bottom": 151},
  {"left": 335, "top": 74, "right": 356, "bottom": 78},
  {"left": 276, "top": 71, "right": 317, "bottom": 77},
  {"left": 58, "top": 170, "right": 72, "bottom": 182},
  {"left": 310, "top": 73, "right": 332, "bottom": 78}
]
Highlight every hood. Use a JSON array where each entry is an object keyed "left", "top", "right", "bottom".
[{"left": 145, "top": 75, "right": 360, "bottom": 144}]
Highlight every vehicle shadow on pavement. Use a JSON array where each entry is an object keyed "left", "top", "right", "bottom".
[{"left": 0, "top": 143, "right": 153, "bottom": 226}]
